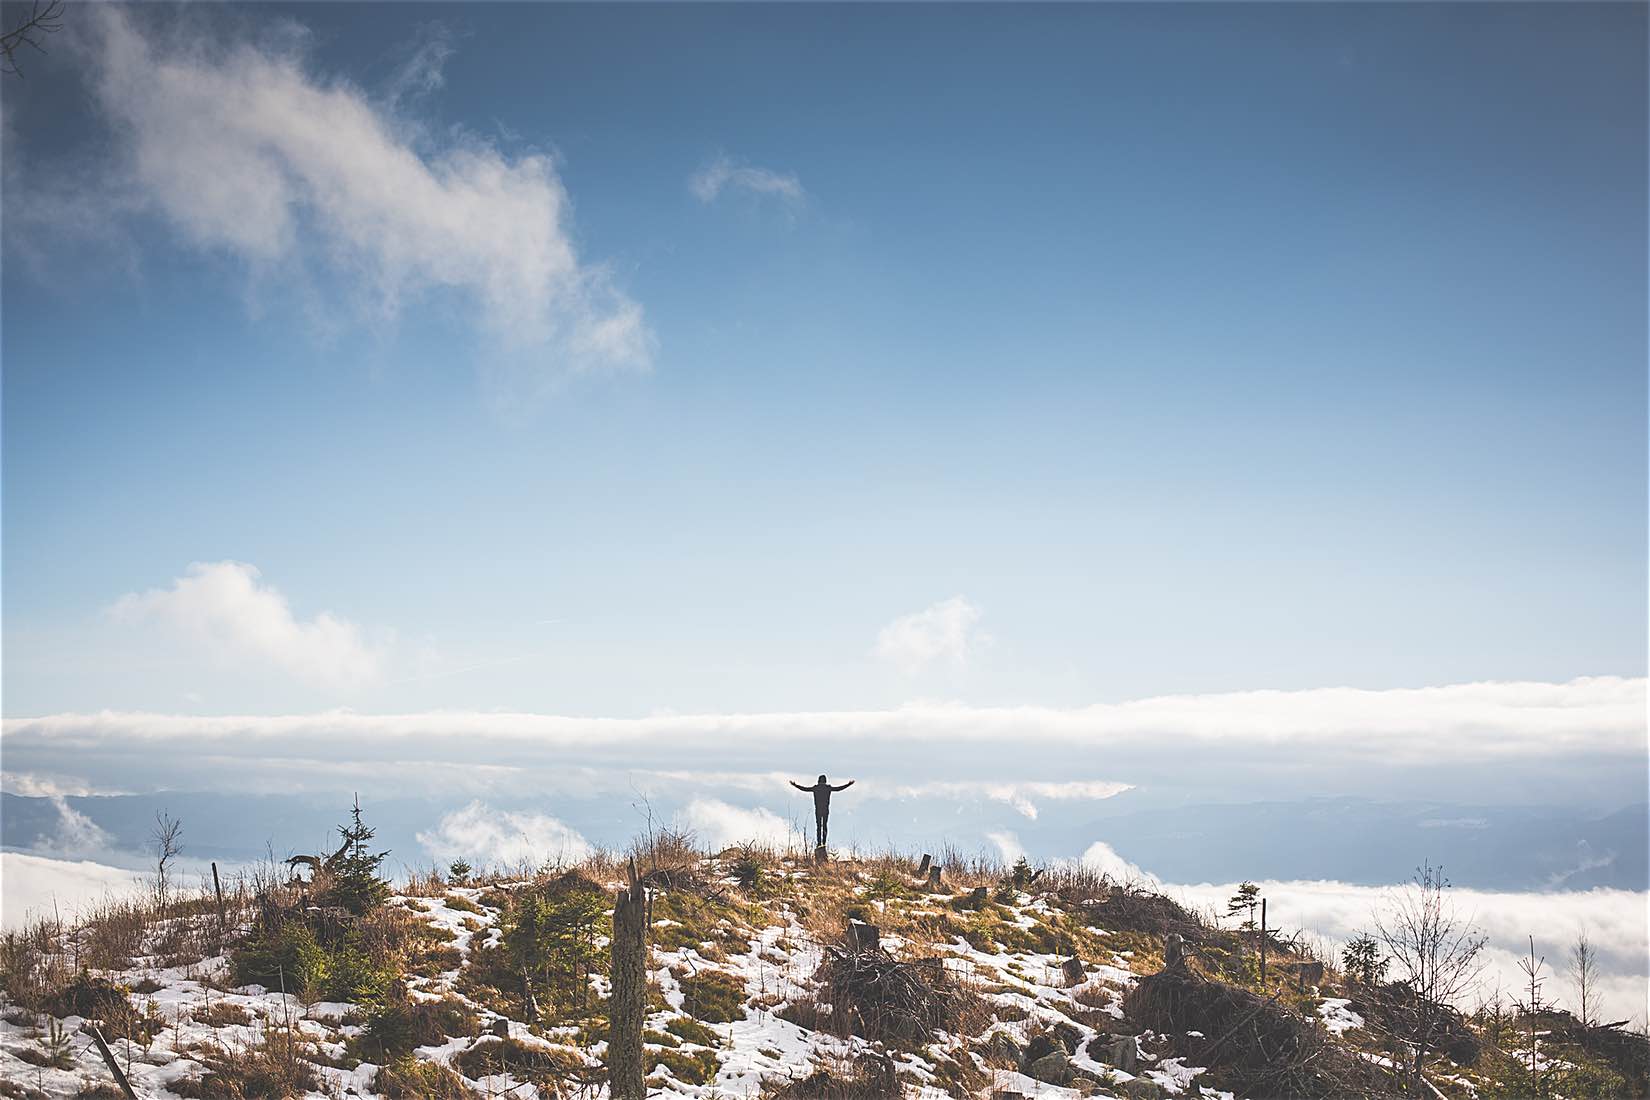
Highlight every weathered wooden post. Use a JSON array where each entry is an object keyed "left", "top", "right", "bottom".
[
  {"left": 211, "top": 862, "right": 226, "bottom": 934},
  {"left": 1259, "top": 898, "right": 1267, "bottom": 986},
  {"left": 917, "top": 853, "right": 932, "bottom": 876},
  {"left": 609, "top": 859, "right": 647, "bottom": 1100}
]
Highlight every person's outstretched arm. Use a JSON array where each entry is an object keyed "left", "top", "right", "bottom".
[
  {"left": 789, "top": 781, "right": 810, "bottom": 792},
  {"left": 832, "top": 779, "right": 855, "bottom": 791}
]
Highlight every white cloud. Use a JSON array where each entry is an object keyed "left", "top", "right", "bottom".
[
  {"left": 873, "top": 596, "right": 986, "bottom": 674},
  {"left": 1, "top": 852, "right": 137, "bottom": 930},
  {"left": 0, "top": 771, "right": 117, "bottom": 798},
  {"left": 987, "top": 831, "right": 1026, "bottom": 865},
  {"left": 111, "top": 561, "right": 385, "bottom": 689},
  {"left": 1080, "top": 840, "right": 1157, "bottom": 886},
  {"left": 416, "top": 801, "right": 591, "bottom": 868},
  {"left": 67, "top": 8, "right": 650, "bottom": 385},
  {"left": 689, "top": 154, "right": 804, "bottom": 207},
  {"left": 3, "top": 678, "right": 1642, "bottom": 806},
  {"left": 678, "top": 799, "right": 800, "bottom": 850},
  {"left": 883, "top": 779, "right": 1134, "bottom": 819},
  {"left": 34, "top": 797, "right": 113, "bottom": 858}
]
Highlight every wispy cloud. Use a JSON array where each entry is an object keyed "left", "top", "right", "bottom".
[
  {"left": 1081, "top": 840, "right": 1156, "bottom": 885},
  {"left": 677, "top": 799, "right": 801, "bottom": 850},
  {"left": 987, "top": 830, "right": 1027, "bottom": 864},
  {"left": 416, "top": 801, "right": 591, "bottom": 868},
  {"left": 48, "top": 8, "right": 650, "bottom": 388},
  {"left": 883, "top": 780, "right": 1134, "bottom": 819},
  {"left": 111, "top": 561, "right": 386, "bottom": 690},
  {"left": 689, "top": 154, "right": 805, "bottom": 207},
  {"left": 872, "top": 596, "right": 986, "bottom": 674},
  {"left": 34, "top": 797, "right": 114, "bottom": 859}
]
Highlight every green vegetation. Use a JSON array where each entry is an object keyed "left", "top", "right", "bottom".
[
  {"left": 677, "top": 967, "right": 746, "bottom": 1024},
  {"left": 502, "top": 873, "right": 609, "bottom": 1022},
  {"left": 648, "top": 1045, "right": 721, "bottom": 1085},
  {"left": 666, "top": 1014, "right": 723, "bottom": 1047},
  {"left": 357, "top": 994, "right": 480, "bottom": 1061}
]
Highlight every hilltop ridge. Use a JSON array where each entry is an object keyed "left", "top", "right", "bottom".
[{"left": 1, "top": 827, "right": 1645, "bottom": 1099}]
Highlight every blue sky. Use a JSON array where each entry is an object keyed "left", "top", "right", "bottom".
[{"left": 2, "top": 4, "right": 1644, "bottom": 746}]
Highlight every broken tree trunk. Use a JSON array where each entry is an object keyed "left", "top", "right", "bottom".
[
  {"left": 917, "top": 853, "right": 932, "bottom": 875},
  {"left": 86, "top": 1025, "right": 137, "bottom": 1100},
  {"left": 609, "top": 859, "right": 647, "bottom": 1100},
  {"left": 926, "top": 864, "right": 942, "bottom": 889}
]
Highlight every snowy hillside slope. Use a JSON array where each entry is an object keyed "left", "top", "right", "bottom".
[{"left": 2, "top": 837, "right": 1644, "bottom": 1098}]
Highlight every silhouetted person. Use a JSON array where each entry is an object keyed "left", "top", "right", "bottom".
[{"left": 791, "top": 774, "right": 854, "bottom": 849}]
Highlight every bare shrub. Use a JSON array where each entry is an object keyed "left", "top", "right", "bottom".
[{"left": 1374, "top": 862, "right": 1487, "bottom": 1087}]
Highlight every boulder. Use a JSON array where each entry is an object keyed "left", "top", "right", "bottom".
[
  {"left": 1026, "top": 1051, "right": 1075, "bottom": 1086},
  {"left": 1100, "top": 1035, "right": 1138, "bottom": 1073}
]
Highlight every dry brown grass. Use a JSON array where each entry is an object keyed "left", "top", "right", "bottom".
[
  {"left": 189, "top": 999, "right": 252, "bottom": 1028},
  {"left": 173, "top": 1026, "right": 321, "bottom": 1099},
  {"left": 374, "top": 1054, "right": 476, "bottom": 1098}
]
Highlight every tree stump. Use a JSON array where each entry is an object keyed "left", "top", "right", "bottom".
[
  {"left": 1296, "top": 961, "right": 1325, "bottom": 990},
  {"left": 1164, "top": 932, "right": 1185, "bottom": 971},
  {"left": 814, "top": 844, "right": 828, "bottom": 864},
  {"left": 847, "top": 919, "right": 881, "bottom": 953},
  {"left": 609, "top": 861, "right": 647, "bottom": 1100},
  {"left": 926, "top": 864, "right": 943, "bottom": 889},
  {"left": 917, "top": 853, "right": 932, "bottom": 875},
  {"left": 1061, "top": 957, "right": 1085, "bottom": 987}
]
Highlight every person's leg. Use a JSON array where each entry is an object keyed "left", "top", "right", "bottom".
[{"left": 815, "top": 811, "right": 827, "bottom": 849}]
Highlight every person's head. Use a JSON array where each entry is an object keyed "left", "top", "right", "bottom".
[{"left": 817, "top": 774, "right": 828, "bottom": 785}]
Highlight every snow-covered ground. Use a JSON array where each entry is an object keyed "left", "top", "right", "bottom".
[{"left": 0, "top": 861, "right": 1378, "bottom": 1098}]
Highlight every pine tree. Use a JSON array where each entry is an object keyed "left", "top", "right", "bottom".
[
  {"left": 1226, "top": 881, "right": 1260, "bottom": 930},
  {"left": 324, "top": 796, "right": 391, "bottom": 915},
  {"left": 1342, "top": 932, "right": 1387, "bottom": 985}
]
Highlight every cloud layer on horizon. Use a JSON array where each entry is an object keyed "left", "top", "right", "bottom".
[
  {"left": 4, "top": 676, "right": 1642, "bottom": 809},
  {"left": 9, "top": 675, "right": 1638, "bottom": 758}
]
